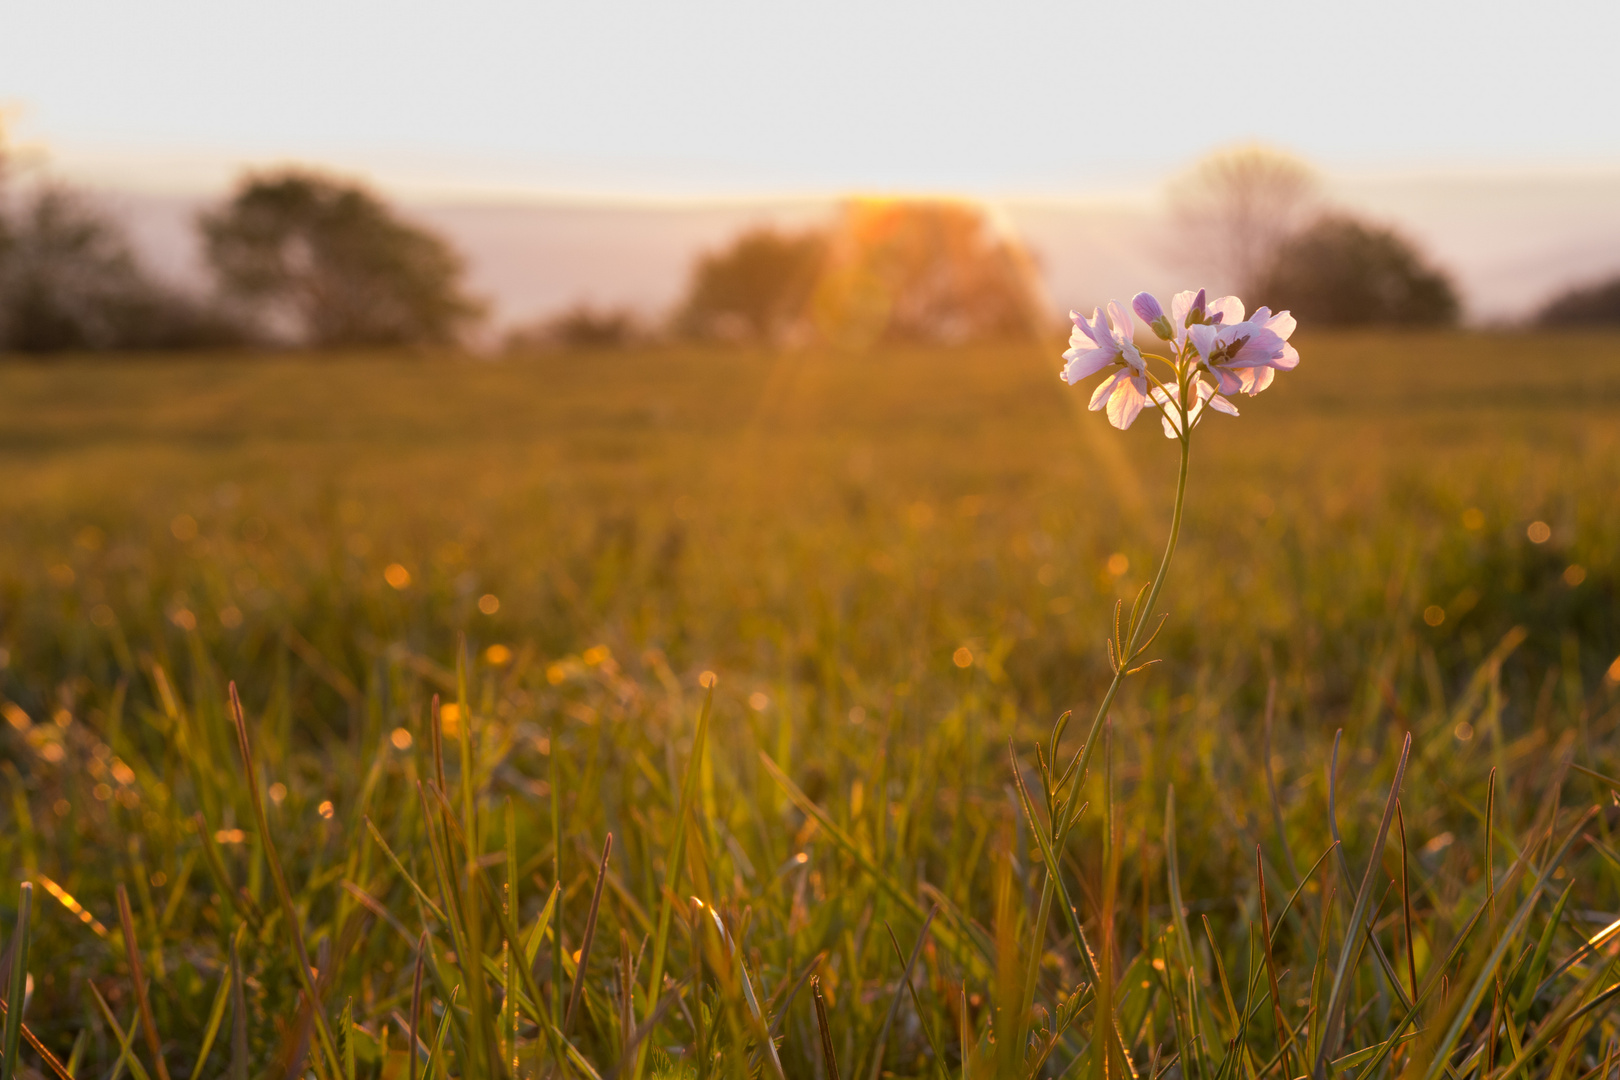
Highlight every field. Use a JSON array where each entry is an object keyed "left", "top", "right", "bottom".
[{"left": 1, "top": 331, "right": 1618, "bottom": 1080}]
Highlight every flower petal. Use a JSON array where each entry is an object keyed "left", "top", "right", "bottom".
[
  {"left": 1208, "top": 295, "right": 1245, "bottom": 324},
  {"left": 1088, "top": 368, "right": 1125, "bottom": 411},
  {"left": 1209, "top": 392, "right": 1240, "bottom": 416},
  {"left": 1263, "top": 309, "right": 1297, "bottom": 340},
  {"left": 1187, "top": 323, "right": 1218, "bottom": 359},
  {"left": 1106, "top": 377, "right": 1148, "bottom": 429},
  {"left": 1061, "top": 343, "right": 1113, "bottom": 384}
]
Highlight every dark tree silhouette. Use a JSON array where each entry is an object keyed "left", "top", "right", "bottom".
[
  {"left": 507, "top": 304, "right": 642, "bottom": 352},
  {"left": 0, "top": 186, "right": 242, "bottom": 353},
  {"left": 1534, "top": 274, "right": 1620, "bottom": 326},
  {"left": 1250, "top": 214, "right": 1459, "bottom": 326},
  {"left": 201, "top": 169, "right": 483, "bottom": 348},
  {"left": 675, "top": 227, "right": 826, "bottom": 344}
]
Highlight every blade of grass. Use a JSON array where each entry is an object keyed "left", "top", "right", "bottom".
[
  {"left": 230, "top": 930, "right": 248, "bottom": 1080},
  {"left": 363, "top": 816, "right": 449, "bottom": 925},
  {"left": 884, "top": 922, "right": 949, "bottom": 1080},
  {"left": 566, "top": 833, "right": 613, "bottom": 1035},
  {"left": 187, "top": 927, "right": 241, "bottom": 1080},
  {"left": 1416, "top": 808, "right": 1595, "bottom": 1080},
  {"left": 761, "top": 750, "right": 987, "bottom": 975},
  {"left": 629, "top": 682, "right": 713, "bottom": 1080},
  {"left": 88, "top": 984, "right": 154, "bottom": 1080},
  {"left": 115, "top": 884, "right": 172, "bottom": 1080},
  {"left": 812, "top": 977, "right": 842, "bottom": 1080},
  {"left": 866, "top": 910, "right": 937, "bottom": 1080},
  {"left": 228, "top": 682, "right": 341, "bottom": 1080},
  {"left": 1, "top": 883, "right": 32, "bottom": 1080},
  {"left": 1313, "top": 731, "right": 1410, "bottom": 1077}
]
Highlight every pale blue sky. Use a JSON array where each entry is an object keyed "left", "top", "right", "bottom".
[{"left": 4, "top": 0, "right": 1619, "bottom": 196}]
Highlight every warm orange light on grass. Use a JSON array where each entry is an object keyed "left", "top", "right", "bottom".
[
  {"left": 952, "top": 646, "right": 973, "bottom": 668},
  {"left": 384, "top": 563, "right": 412, "bottom": 589},
  {"left": 389, "top": 727, "right": 413, "bottom": 750},
  {"left": 1106, "top": 553, "right": 1130, "bottom": 576},
  {"left": 37, "top": 873, "right": 110, "bottom": 938},
  {"left": 484, "top": 643, "right": 512, "bottom": 665},
  {"left": 1423, "top": 605, "right": 1445, "bottom": 626},
  {"left": 478, "top": 593, "right": 500, "bottom": 614},
  {"left": 1527, "top": 520, "right": 1551, "bottom": 543}
]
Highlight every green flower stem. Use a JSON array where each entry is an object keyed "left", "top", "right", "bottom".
[{"left": 1014, "top": 427, "right": 1192, "bottom": 1062}]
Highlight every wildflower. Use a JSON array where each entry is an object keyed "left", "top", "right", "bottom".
[
  {"left": 1062, "top": 302, "right": 1150, "bottom": 429},
  {"left": 1187, "top": 303, "right": 1298, "bottom": 396}
]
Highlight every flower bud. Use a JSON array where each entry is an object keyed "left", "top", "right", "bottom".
[{"left": 1184, "top": 288, "right": 1209, "bottom": 326}]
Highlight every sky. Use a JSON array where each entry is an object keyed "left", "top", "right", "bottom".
[{"left": 5, "top": 0, "right": 1620, "bottom": 197}]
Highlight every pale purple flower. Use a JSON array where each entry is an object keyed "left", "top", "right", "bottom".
[
  {"left": 1062, "top": 302, "right": 1151, "bottom": 429},
  {"left": 1188, "top": 303, "right": 1298, "bottom": 397},
  {"left": 1164, "top": 289, "right": 1242, "bottom": 347},
  {"left": 1149, "top": 376, "right": 1238, "bottom": 439}
]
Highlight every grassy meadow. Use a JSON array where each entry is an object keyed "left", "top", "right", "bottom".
[{"left": 1, "top": 331, "right": 1618, "bottom": 1080}]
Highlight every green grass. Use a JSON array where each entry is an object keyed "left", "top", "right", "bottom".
[{"left": 0, "top": 331, "right": 1618, "bottom": 1080}]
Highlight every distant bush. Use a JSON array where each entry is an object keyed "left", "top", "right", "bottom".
[
  {"left": 1250, "top": 213, "right": 1459, "bottom": 326},
  {"left": 1534, "top": 273, "right": 1620, "bottom": 326},
  {"left": 506, "top": 304, "right": 644, "bottom": 352},
  {"left": 675, "top": 202, "right": 1047, "bottom": 349},
  {"left": 674, "top": 227, "right": 826, "bottom": 345},
  {"left": 811, "top": 199, "right": 1047, "bottom": 348},
  {"left": 201, "top": 169, "right": 484, "bottom": 348},
  {"left": 0, "top": 185, "right": 245, "bottom": 353}
]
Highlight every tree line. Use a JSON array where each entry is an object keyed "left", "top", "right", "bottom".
[
  {"left": 0, "top": 138, "right": 482, "bottom": 353},
  {"left": 3, "top": 139, "right": 1617, "bottom": 356}
]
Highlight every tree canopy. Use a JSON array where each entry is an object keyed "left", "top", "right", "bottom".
[
  {"left": 675, "top": 227, "right": 826, "bottom": 344},
  {"left": 201, "top": 169, "right": 482, "bottom": 348},
  {"left": 675, "top": 202, "right": 1046, "bottom": 349},
  {"left": 1168, "top": 144, "right": 1321, "bottom": 294},
  {"left": 1535, "top": 274, "right": 1620, "bottom": 326},
  {"left": 1251, "top": 214, "right": 1459, "bottom": 326},
  {"left": 0, "top": 185, "right": 241, "bottom": 353}
]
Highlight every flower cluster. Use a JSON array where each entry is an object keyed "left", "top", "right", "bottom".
[{"left": 1061, "top": 288, "right": 1299, "bottom": 437}]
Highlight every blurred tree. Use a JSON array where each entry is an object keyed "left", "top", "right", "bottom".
[
  {"left": 810, "top": 199, "right": 1046, "bottom": 349},
  {"left": 506, "top": 304, "right": 643, "bottom": 352},
  {"left": 675, "top": 227, "right": 826, "bottom": 344},
  {"left": 1251, "top": 213, "right": 1459, "bottom": 326},
  {"left": 0, "top": 185, "right": 244, "bottom": 353},
  {"left": 1168, "top": 144, "right": 1321, "bottom": 293},
  {"left": 201, "top": 169, "right": 483, "bottom": 348},
  {"left": 1534, "top": 273, "right": 1620, "bottom": 326}
]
